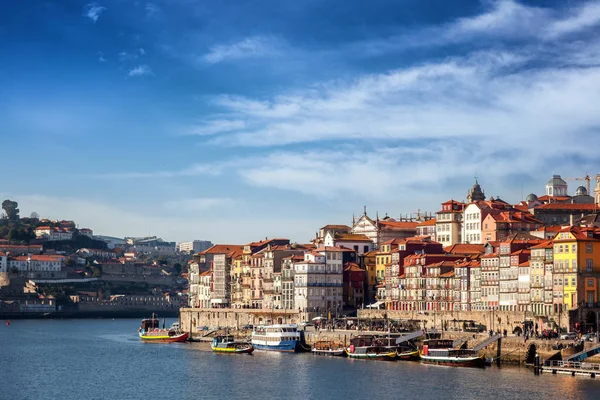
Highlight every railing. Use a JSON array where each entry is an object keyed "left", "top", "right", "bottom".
[{"left": 545, "top": 360, "right": 600, "bottom": 371}]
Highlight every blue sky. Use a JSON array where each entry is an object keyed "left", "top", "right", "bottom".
[{"left": 1, "top": 0, "right": 600, "bottom": 243}]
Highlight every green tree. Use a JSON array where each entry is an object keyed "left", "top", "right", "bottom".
[
  {"left": 1, "top": 200, "right": 19, "bottom": 222},
  {"left": 173, "top": 263, "right": 182, "bottom": 275},
  {"left": 29, "top": 211, "right": 40, "bottom": 220}
]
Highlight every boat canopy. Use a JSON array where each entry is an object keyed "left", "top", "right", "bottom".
[{"left": 366, "top": 301, "right": 385, "bottom": 309}]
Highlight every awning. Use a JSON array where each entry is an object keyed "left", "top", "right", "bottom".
[{"left": 367, "top": 301, "right": 384, "bottom": 308}]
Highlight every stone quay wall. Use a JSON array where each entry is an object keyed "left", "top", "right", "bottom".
[
  {"left": 356, "top": 309, "right": 571, "bottom": 333},
  {"left": 180, "top": 308, "right": 303, "bottom": 333}
]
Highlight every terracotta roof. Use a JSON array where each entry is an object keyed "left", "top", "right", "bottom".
[
  {"left": 378, "top": 220, "right": 418, "bottom": 230},
  {"left": 510, "top": 249, "right": 531, "bottom": 256},
  {"left": 440, "top": 271, "right": 455, "bottom": 278},
  {"left": 334, "top": 233, "right": 373, "bottom": 242},
  {"left": 530, "top": 240, "right": 553, "bottom": 249},
  {"left": 321, "top": 224, "right": 351, "bottom": 230},
  {"left": 35, "top": 226, "right": 51, "bottom": 230},
  {"left": 344, "top": 262, "right": 364, "bottom": 272},
  {"left": 200, "top": 244, "right": 244, "bottom": 255},
  {"left": 317, "top": 245, "right": 357, "bottom": 252},
  {"left": 537, "top": 195, "right": 572, "bottom": 202},
  {"left": 535, "top": 203, "right": 600, "bottom": 211},
  {"left": 444, "top": 244, "right": 485, "bottom": 255},
  {"left": 519, "top": 261, "right": 530, "bottom": 267},
  {"left": 416, "top": 218, "right": 437, "bottom": 227},
  {"left": 535, "top": 225, "right": 564, "bottom": 232},
  {"left": 11, "top": 255, "right": 65, "bottom": 262}
]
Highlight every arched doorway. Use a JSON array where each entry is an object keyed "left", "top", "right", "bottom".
[{"left": 585, "top": 311, "right": 597, "bottom": 332}]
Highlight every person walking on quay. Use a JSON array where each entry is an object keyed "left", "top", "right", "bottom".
[{"left": 503, "top": 329, "right": 507, "bottom": 338}]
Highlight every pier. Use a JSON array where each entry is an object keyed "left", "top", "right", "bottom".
[{"left": 540, "top": 360, "right": 600, "bottom": 378}]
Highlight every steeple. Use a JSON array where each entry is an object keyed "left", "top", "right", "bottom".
[{"left": 467, "top": 178, "right": 486, "bottom": 202}]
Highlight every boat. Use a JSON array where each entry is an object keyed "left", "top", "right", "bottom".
[
  {"left": 138, "top": 315, "right": 189, "bottom": 343},
  {"left": 211, "top": 335, "right": 254, "bottom": 354},
  {"left": 345, "top": 336, "right": 397, "bottom": 361},
  {"left": 373, "top": 336, "right": 420, "bottom": 361},
  {"left": 419, "top": 339, "right": 486, "bottom": 367},
  {"left": 312, "top": 340, "right": 346, "bottom": 357},
  {"left": 251, "top": 324, "right": 308, "bottom": 352}
]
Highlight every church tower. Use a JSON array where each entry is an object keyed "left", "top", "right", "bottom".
[{"left": 467, "top": 179, "right": 486, "bottom": 202}]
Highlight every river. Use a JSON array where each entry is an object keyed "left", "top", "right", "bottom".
[{"left": 2, "top": 319, "right": 600, "bottom": 400}]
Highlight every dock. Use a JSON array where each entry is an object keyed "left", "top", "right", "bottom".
[{"left": 540, "top": 360, "right": 600, "bottom": 378}]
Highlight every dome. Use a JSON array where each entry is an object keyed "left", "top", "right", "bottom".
[
  {"left": 575, "top": 186, "right": 588, "bottom": 196},
  {"left": 526, "top": 193, "right": 538, "bottom": 202},
  {"left": 467, "top": 179, "right": 485, "bottom": 202}
]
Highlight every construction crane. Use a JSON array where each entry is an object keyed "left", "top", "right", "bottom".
[{"left": 565, "top": 174, "right": 591, "bottom": 195}]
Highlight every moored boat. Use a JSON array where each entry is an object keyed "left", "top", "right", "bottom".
[
  {"left": 251, "top": 324, "right": 308, "bottom": 352},
  {"left": 345, "top": 336, "right": 397, "bottom": 361},
  {"left": 211, "top": 335, "right": 254, "bottom": 354},
  {"left": 138, "top": 315, "right": 188, "bottom": 343},
  {"left": 419, "top": 339, "right": 486, "bottom": 367},
  {"left": 312, "top": 340, "right": 346, "bottom": 357}
]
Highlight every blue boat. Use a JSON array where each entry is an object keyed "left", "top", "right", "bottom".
[{"left": 251, "top": 324, "right": 306, "bottom": 352}]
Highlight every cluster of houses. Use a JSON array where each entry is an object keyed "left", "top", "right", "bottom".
[{"left": 187, "top": 174, "right": 600, "bottom": 329}]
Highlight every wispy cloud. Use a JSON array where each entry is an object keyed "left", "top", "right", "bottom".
[
  {"left": 202, "top": 36, "right": 286, "bottom": 64},
  {"left": 128, "top": 65, "right": 153, "bottom": 77},
  {"left": 85, "top": 163, "right": 224, "bottom": 179},
  {"left": 183, "top": 119, "right": 246, "bottom": 136},
  {"left": 83, "top": 3, "right": 106, "bottom": 23},
  {"left": 163, "top": 197, "right": 237, "bottom": 211},
  {"left": 145, "top": 3, "right": 160, "bottom": 17},
  {"left": 119, "top": 51, "right": 138, "bottom": 61},
  {"left": 97, "top": 51, "right": 106, "bottom": 62}
]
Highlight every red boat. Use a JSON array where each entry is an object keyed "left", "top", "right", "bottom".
[{"left": 138, "top": 315, "right": 188, "bottom": 343}]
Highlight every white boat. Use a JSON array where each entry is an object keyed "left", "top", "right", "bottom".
[{"left": 251, "top": 324, "right": 307, "bottom": 352}]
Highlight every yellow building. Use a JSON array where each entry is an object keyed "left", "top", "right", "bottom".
[{"left": 552, "top": 226, "right": 600, "bottom": 311}]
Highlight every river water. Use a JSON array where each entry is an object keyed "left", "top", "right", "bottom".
[{"left": 2, "top": 319, "right": 600, "bottom": 400}]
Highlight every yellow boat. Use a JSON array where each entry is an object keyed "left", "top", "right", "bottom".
[{"left": 211, "top": 335, "right": 254, "bottom": 354}]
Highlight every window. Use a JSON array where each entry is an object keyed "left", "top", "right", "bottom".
[
  {"left": 572, "top": 244, "right": 576, "bottom": 253},
  {"left": 586, "top": 259, "right": 593, "bottom": 272},
  {"left": 572, "top": 278, "right": 576, "bottom": 287},
  {"left": 572, "top": 259, "right": 577, "bottom": 271},
  {"left": 588, "top": 279, "right": 594, "bottom": 287},
  {"left": 586, "top": 243, "right": 593, "bottom": 253}
]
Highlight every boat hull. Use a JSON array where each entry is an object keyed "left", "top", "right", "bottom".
[
  {"left": 312, "top": 349, "right": 346, "bottom": 357},
  {"left": 212, "top": 345, "right": 254, "bottom": 354},
  {"left": 345, "top": 350, "right": 397, "bottom": 361},
  {"left": 139, "top": 332, "right": 189, "bottom": 343},
  {"left": 252, "top": 342, "right": 298, "bottom": 352},
  {"left": 420, "top": 354, "right": 486, "bottom": 367},
  {"left": 397, "top": 350, "right": 420, "bottom": 361}
]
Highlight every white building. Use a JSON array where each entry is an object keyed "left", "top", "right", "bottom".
[
  {"left": 79, "top": 228, "right": 94, "bottom": 238},
  {"left": 462, "top": 203, "right": 484, "bottom": 244},
  {"left": 177, "top": 240, "right": 213, "bottom": 254},
  {"left": 323, "top": 231, "right": 374, "bottom": 255},
  {"left": 293, "top": 248, "right": 344, "bottom": 318},
  {"left": 8, "top": 255, "right": 65, "bottom": 272},
  {"left": 34, "top": 226, "right": 73, "bottom": 241}
]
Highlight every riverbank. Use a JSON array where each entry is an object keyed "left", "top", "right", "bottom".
[{"left": 0, "top": 309, "right": 179, "bottom": 319}]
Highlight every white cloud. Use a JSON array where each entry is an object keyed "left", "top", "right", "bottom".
[
  {"left": 145, "top": 3, "right": 160, "bottom": 17},
  {"left": 84, "top": 3, "right": 106, "bottom": 23},
  {"left": 139, "top": 48, "right": 146, "bottom": 56},
  {"left": 128, "top": 65, "right": 153, "bottom": 77},
  {"left": 97, "top": 51, "right": 106, "bottom": 62},
  {"left": 4, "top": 194, "right": 320, "bottom": 244},
  {"left": 545, "top": 1, "right": 600, "bottom": 38},
  {"left": 202, "top": 36, "right": 285, "bottom": 64},
  {"left": 163, "top": 197, "right": 237, "bottom": 211},
  {"left": 119, "top": 51, "right": 139, "bottom": 61},
  {"left": 183, "top": 119, "right": 246, "bottom": 136},
  {"left": 85, "top": 163, "right": 225, "bottom": 179}
]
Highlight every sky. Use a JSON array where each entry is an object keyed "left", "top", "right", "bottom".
[{"left": 1, "top": 0, "right": 600, "bottom": 244}]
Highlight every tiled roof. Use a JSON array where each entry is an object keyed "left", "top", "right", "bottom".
[
  {"left": 200, "top": 244, "right": 244, "bottom": 255},
  {"left": 321, "top": 224, "right": 351, "bottom": 230},
  {"left": 334, "top": 233, "right": 373, "bottom": 242},
  {"left": 537, "top": 195, "right": 572, "bottom": 202},
  {"left": 444, "top": 244, "right": 485, "bottom": 255},
  {"left": 344, "top": 262, "right": 364, "bottom": 272},
  {"left": 536, "top": 203, "right": 600, "bottom": 211},
  {"left": 440, "top": 271, "right": 455, "bottom": 278},
  {"left": 530, "top": 240, "right": 553, "bottom": 249},
  {"left": 378, "top": 220, "right": 418, "bottom": 230},
  {"left": 417, "top": 218, "right": 437, "bottom": 227}
]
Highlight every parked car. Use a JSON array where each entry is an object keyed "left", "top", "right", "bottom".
[
  {"left": 560, "top": 332, "right": 578, "bottom": 340},
  {"left": 299, "top": 321, "right": 315, "bottom": 328},
  {"left": 243, "top": 324, "right": 254, "bottom": 330}
]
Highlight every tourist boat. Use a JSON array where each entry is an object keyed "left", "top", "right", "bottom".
[
  {"left": 373, "top": 336, "right": 420, "bottom": 361},
  {"left": 419, "top": 339, "right": 486, "bottom": 367},
  {"left": 345, "top": 336, "right": 397, "bottom": 361},
  {"left": 251, "top": 324, "right": 308, "bottom": 352},
  {"left": 312, "top": 340, "right": 346, "bottom": 357},
  {"left": 138, "top": 315, "right": 189, "bottom": 343},
  {"left": 211, "top": 335, "right": 254, "bottom": 354}
]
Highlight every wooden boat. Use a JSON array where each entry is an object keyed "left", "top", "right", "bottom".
[
  {"left": 211, "top": 335, "right": 254, "bottom": 354},
  {"left": 138, "top": 315, "right": 189, "bottom": 343},
  {"left": 419, "top": 339, "right": 486, "bottom": 367},
  {"left": 345, "top": 336, "right": 396, "bottom": 361},
  {"left": 373, "top": 337, "right": 420, "bottom": 361},
  {"left": 397, "top": 349, "right": 420, "bottom": 361},
  {"left": 312, "top": 340, "right": 346, "bottom": 357}
]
